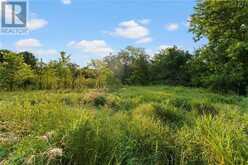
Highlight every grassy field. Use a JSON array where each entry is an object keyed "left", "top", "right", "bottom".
[{"left": 0, "top": 86, "right": 248, "bottom": 165}]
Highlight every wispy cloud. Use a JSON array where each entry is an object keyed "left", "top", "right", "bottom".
[
  {"left": 31, "top": 49, "right": 59, "bottom": 56},
  {"left": 138, "top": 19, "right": 151, "bottom": 25},
  {"left": 165, "top": 23, "right": 179, "bottom": 31},
  {"left": 16, "top": 38, "right": 42, "bottom": 49},
  {"left": 68, "top": 40, "right": 113, "bottom": 55},
  {"left": 27, "top": 19, "right": 48, "bottom": 31},
  {"left": 135, "top": 37, "right": 152, "bottom": 44},
  {"left": 61, "top": 0, "right": 71, "bottom": 5}
]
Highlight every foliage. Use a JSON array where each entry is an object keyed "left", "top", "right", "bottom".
[
  {"left": 0, "top": 52, "right": 34, "bottom": 90},
  {"left": 190, "top": 0, "right": 248, "bottom": 95},
  {"left": 18, "top": 51, "right": 38, "bottom": 69},
  {"left": 151, "top": 46, "right": 192, "bottom": 85},
  {"left": 91, "top": 60, "right": 121, "bottom": 89},
  {"left": 0, "top": 86, "right": 247, "bottom": 164},
  {"left": 104, "top": 46, "right": 151, "bottom": 85}
]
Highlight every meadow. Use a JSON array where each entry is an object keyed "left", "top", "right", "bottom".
[{"left": 0, "top": 86, "right": 248, "bottom": 165}]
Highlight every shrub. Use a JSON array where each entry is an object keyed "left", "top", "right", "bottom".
[
  {"left": 105, "top": 95, "right": 121, "bottom": 110},
  {"left": 82, "top": 90, "right": 106, "bottom": 106},
  {"left": 193, "top": 102, "right": 218, "bottom": 116},
  {"left": 167, "top": 98, "right": 192, "bottom": 112},
  {"left": 132, "top": 103, "right": 156, "bottom": 118},
  {"left": 153, "top": 103, "right": 185, "bottom": 127},
  {"left": 118, "top": 97, "right": 141, "bottom": 111},
  {"left": 93, "top": 95, "right": 106, "bottom": 106}
]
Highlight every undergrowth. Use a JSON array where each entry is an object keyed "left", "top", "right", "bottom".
[{"left": 0, "top": 86, "right": 247, "bottom": 165}]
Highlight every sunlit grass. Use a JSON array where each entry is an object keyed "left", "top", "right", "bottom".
[{"left": 0, "top": 86, "right": 247, "bottom": 164}]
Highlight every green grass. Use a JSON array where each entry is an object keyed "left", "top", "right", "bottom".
[{"left": 0, "top": 86, "right": 247, "bottom": 165}]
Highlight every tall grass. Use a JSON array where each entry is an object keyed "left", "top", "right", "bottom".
[{"left": 0, "top": 86, "right": 247, "bottom": 164}]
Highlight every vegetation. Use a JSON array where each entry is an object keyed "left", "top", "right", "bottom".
[
  {"left": 0, "top": 1, "right": 248, "bottom": 95},
  {"left": 189, "top": 0, "right": 248, "bottom": 95},
  {"left": 1, "top": 0, "right": 248, "bottom": 164},
  {"left": 0, "top": 86, "right": 247, "bottom": 164}
]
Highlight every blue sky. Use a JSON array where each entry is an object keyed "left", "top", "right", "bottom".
[{"left": 0, "top": 0, "right": 206, "bottom": 66}]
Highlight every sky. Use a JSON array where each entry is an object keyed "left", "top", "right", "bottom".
[{"left": 0, "top": 0, "right": 206, "bottom": 66}]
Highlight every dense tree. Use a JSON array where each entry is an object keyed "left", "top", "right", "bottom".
[
  {"left": 18, "top": 51, "right": 38, "bottom": 69},
  {"left": 190, "top": 0, "right": 248, "bottom": 95},
  {"left": 90, "top": 59, "right": 120, "bottom": 89},
  {"left": 104, "top": 46, "right": 150, "bottom": 85},
  {"left": 104, "top": 54, "right": 126, "bottom": 83},
  {"left": 56, "top": 52, "right": 73, "bottom": 88},
  {"left": 0, "top": 52, "right": 34, "bottom": 90},
  {"left": 0, "top": 49, "right": 11, "bottom": 63},
  {"left": 127, "top": 46, "right": 150, "bottom": 85},
  {"left": 151, "top": 46, "right": 192, "bottom": 85}
]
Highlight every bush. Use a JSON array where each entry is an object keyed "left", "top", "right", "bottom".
[
  {"left": 93, "top": 95, "right": 106, "bottom": 106},
  {"left": 105, "top": 95, "right": 121, "bottom": 110},
  {"left": 153, "top": 103, "right": 185, "bottom": 127},
  {"left": 193, "top": 102, "right": 218, "bottom": 116},
  {"left": 167, "top": 98, "right": 192, "bottom": 112},
  {"left": 82, "top": 90, "right": 106, "bottom": 106}
]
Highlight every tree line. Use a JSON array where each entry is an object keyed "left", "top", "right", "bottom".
[{"left": 0, "top": 0, "right": 248, "bottom": 95}]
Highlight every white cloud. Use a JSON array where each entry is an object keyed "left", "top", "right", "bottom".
[
  {"left": 62, "top": 0, "right": 71, "bottom": 5},
  {"left": 138, "top": 19, "right": 150, "bottom": 25},
  {"left": 135, "top": 37, "right": 152, "bottom": 44},
  {"left": 16, "top": 38, "right": 42, "bottom": 48},
  {"left": 31, "top": 49, "right": 59, "bottom": 56},
  {"left": 27, "top": 19, "right": 48, "bottom": 31},
  {"left": 165, "top": 23, "right": 179, "bottom": 31},
  {"left": 111, "top": 20, "right": 149, "bottom": 39},
  {"left": 67, "top": 41, "right": 76, "bottom": 47},
  {"left": 68, "top": 40, "right": 113, "bottom": 55}
]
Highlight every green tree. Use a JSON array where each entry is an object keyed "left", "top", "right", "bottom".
[
  {"left": 55, "top": 52, "right": 73, "bottom": 88},
  {"left": 18, "top": 51, "right": 38, "bottom": 69},
  {"left": 190, "top": 0, "right": 248, "bottom": 95},
  {"left": 104, "top": 46, "right": 150, "bottom": 85},
  {"left": 151, "top": 46, "right": 191, "bottom": 85},
  {"left": 91, "top": 59, "right": 120, "bottom": 89},
  {"left": 0, "top": 49, "right": 11, "bottom": 63},
  {"left": 0, "top": 52, "right": 34, "bottom": 90},
  {"left": 39, "top": 63, "right": 58, "bottom": 89}
]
